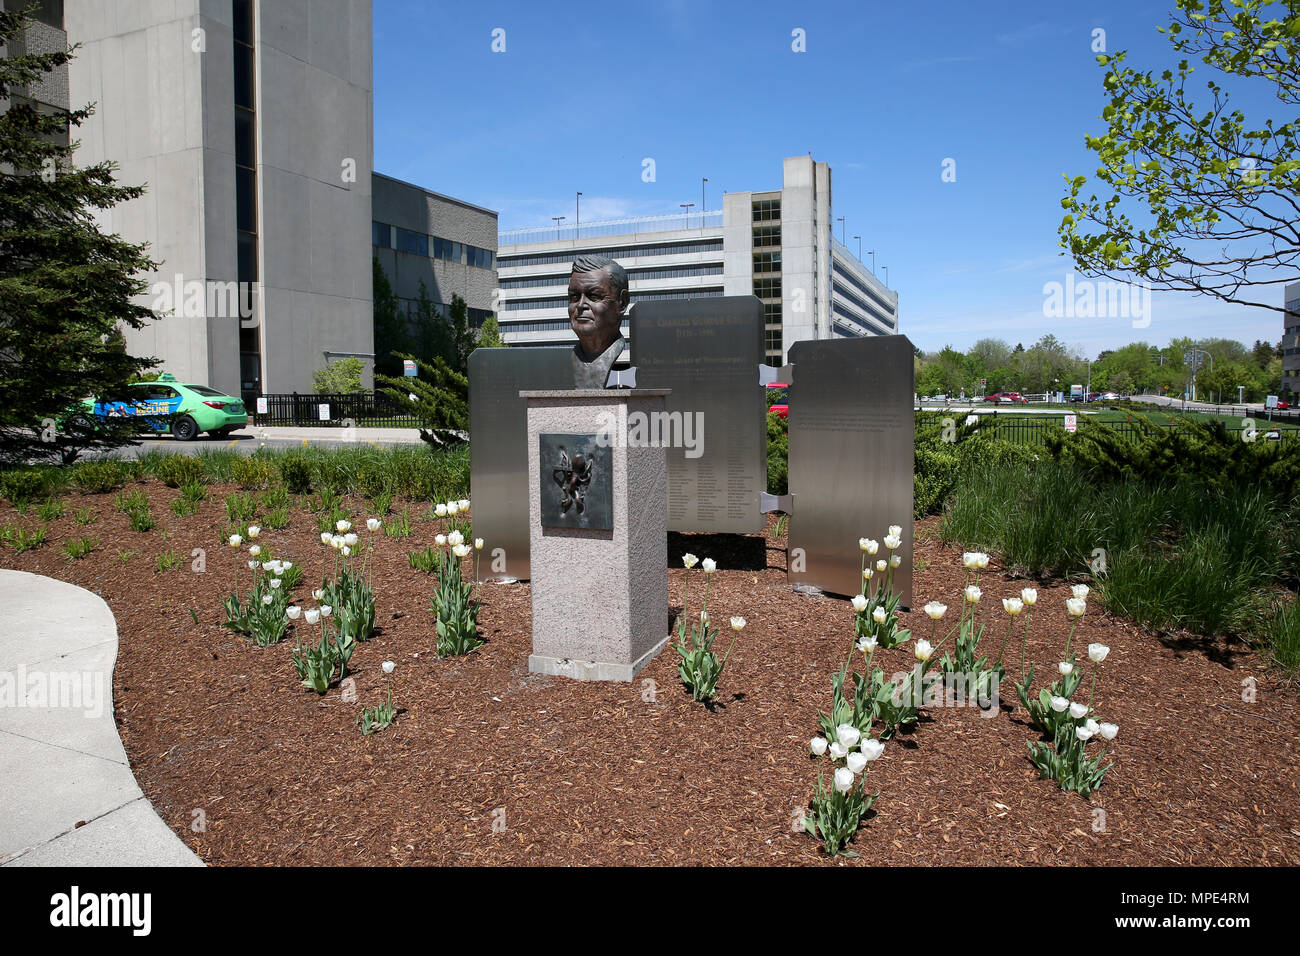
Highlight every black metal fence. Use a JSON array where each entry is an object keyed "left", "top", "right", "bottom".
[{"left": 246, "top": 392, "right": 422, "bottom": 428}]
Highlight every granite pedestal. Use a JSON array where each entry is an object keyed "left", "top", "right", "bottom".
[{"left": 523, "top": 389, "right": 670, "bottom": 681}]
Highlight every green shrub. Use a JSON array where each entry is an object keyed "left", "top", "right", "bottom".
[
  {"left": 230, "top": 454, "right": 279, "bottom": 489},
  {"left": 1, "top": 470, "right": 48, "bottom": 507},
  {"left": 1261, "top": 596, "right": 1300, "bottom": 673},
  {"left": 279, "top": 454, "right": 312, "bottom": 494},
  {"left": 766, "top": 411, "right": 788, "bottom": 496},
  {"left": 62, "top": 536, "right": 98, "bottom": 560},
  {"left": 72, "top": 460, "right": 125, "bottom": 494},
  {"left": 156, "top": 455, "right": 206, "bottom": 488}
]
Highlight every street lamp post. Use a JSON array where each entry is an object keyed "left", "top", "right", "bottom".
[
  {"left": 853, "top": 235, "right": 862, "bottom": 259},
  {"left": 836, "top": 216, "right": 845, "bottom": 245},
  {"left": 575, "top": 192, "right": 581, "bottom": 238},
  {"left": 679, "top": 202, "right": 694, "bottom": 227},
  {"left": 701, "top": 178, "right": 708, "bottom": 227},
  {"left": 552, "top": 216, "right": 565, "bottom": 241},
  {"left": 868, "top": 250, "right": 876, "bottom": 274}
]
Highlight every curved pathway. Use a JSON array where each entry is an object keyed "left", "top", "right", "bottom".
[{"left": 0, "top": 570, "right": 201, "bottom": 866}]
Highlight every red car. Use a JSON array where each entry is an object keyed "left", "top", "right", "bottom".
[{"left": 767, "top": 383, "right": 789, "bottom": 418}]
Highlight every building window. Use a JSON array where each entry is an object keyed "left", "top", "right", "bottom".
[
  {"left": 752, "top": 199, "right": 781, "bottom": 222},
  {"left": 752, "top": 251, "right": 781, "bottom": 274},
  {"left": 753, "top": 225, "right": 781, "bottom": 248},
  {"left": 753, "top": 277, "right": 781, "bottom": 299}
]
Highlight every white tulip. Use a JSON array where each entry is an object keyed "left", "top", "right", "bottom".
[
  {"left": 829, "top": 741, "right": 849, "bottom": 760},
  {"left": 1098, "top": 722, "right": 1119, "bottom": 741},
  {"left": 305, "top": 608, "right": 320, "bottom": 625},
  {"left": 247, "top": 525, "right": 260, "bottom": 538},
  {"left": 858, "top": 538, "right": 871, "bottom": 552},
  {"left": 730, "top": 616, "right": 746, "bottom": 631},
  {"left": 1066, "top": 597, "right": 1087, "bottom": 617},
  {"left": 367, "top": 518, "right": 381, "bottom": 531},
  {"left": 884, "top": 534, "right": 901, "bottom": 551},
  {"left": 269, "top": 577, "right": 282, "bottom": 589},
  {"left": 382, "top": 660, "right": 395, "bottom": 674},
  {"left": 924, "top": 601, "right": 947, "bottom": 620},
  {"left": 474, "top": 538, "right": 484, "bottom": 550},
  {"left": 1069, "top": 701, "right": 1088, "bottom": 719},
  {"left": 320, "top": 532, "right": 332, "bottom": 544},
  {"left": 846, "top": 751, "right": 868, "bottom": 774},
  {"left": 682, "top": 553, "right": 698, "bottom": 568},
  {"left": 860, "top": 738, "right": 884, "bottom": 761},
  {"left": 247, "top": 560, "right": 258, "bottom": 569},
  {"left": 975, "top": 553, "right": 989, "bottom": 569},
  {"left": 261, "top": 594, "right": 273, "bottom": 605},
  {"left": 856, "top": 635, "right": 878, "bottom": 654},
  {"left": 336, "top": 519, "right": 351, "bottom": 533},
  {"left": 248, "top": 544, "right": 261, "bottom": 557},
  {"left": 862, "top": 567, "right": 874, "bottom": 580},
  {"left": 962, "top": 552, "right": 979, "bottom": 569},
  {"left": 312, "top": 589, "right": 324, "bottom": 600},
  {"left": 1072, "top": 584, "right": 1090, "bottom": 600},
  {"left": 701, "top": 558, "right": 717, "bottom": 573},
  {"left": 343, "top": 533, "right": 358, "bottom": 547},
  {"left": 435, "top": 503, "right": 447, "bottom": 517},
  {"left": 1020, "top": 587, "right": 1038, "bottom": 606},
  {"left": 889, "top": 554, "right": 901, "bottom": 568},
  {"left": 914, "top": 639, "right": 933, "bottom": 662},
  {"left": 1049, "top": 695, "right": 1070, "bottom": 712},
  {"left": 699, "top": 610, "right": 709, "bottom": 624},
  {"left": 282, "top": 561, "right": 293, "bottom": 570},
  {"left": 863, "top": 538, "right": 879, "bottom": 555},
  {"left": 329, "top": 535, "right": 343, "bottom": 550},
  {"left": 1003, "top": 597, "right": 1023, "bottom": 615},
  {"left": 341, "top": 546, "right": 352, "bottom": 557},
  {"left": 833, "top": 767, "right": 855, "bottom": 793},
  {"left": 836, "top": 724, "right": 861, "bottom": 748},
  {"left": 320, "top": 605, "right": 332, "bottom": 617},
  {"left": 458, "top": 499, "right": 470, "bottom": 510},
  {"left": 872, "top": 606, "right": 887, "bottom": 625},
  {"left": 876, "top": 559, "right": 887, "bottom": 572},
  {"left": 228, "top": 534, "right": 243, "bottom": 547},
  {"left": 286, "top": 605, "right": 301, "bottom": 620},
  {"left": 453, "top": 544, "right": 472, "bottom": 558},
  {"left": 1076, "top": 725, "right": 1096, "bottom": 742},
  {"left": 810, "top": 736, "right": 829, "bottom": 756},
  {"left": 261, "top": 561, "right": 275, "bottom": 571},
  {"left": 965, "top": 585, "right": 982, "bottom": 604},
  {"left": 1088, "top": 643, "right": 1110, "bottom": 663},
  {"left": 1084, "top": 718, "right": 1099, "bottom": 735},
  {"left": 448, "top": 530, "right": 465, "bottom": 547},
  {"left": 851, "top": 594, "right": 869, "bottom": 613},
  {"left": 1058, "top": 661, "right": 1074, "bottom": 675},
  {"left": 435, "top": 534, "right": 447, "bottom": 547},
  {"left": 447, "top": 502, "right": 460, "bottom": 515},
  {"left": 888, "top": 524, "right": 902, "bottom": 538}
]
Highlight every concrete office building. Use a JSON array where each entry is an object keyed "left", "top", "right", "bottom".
[
  {"left": 371, "top": 172, "right": 498, "bottom": 327},
  {"left": 496, "top": 156, "right": 899, "bottom": 366},
  {"left": 1, "top": 0, "right": 69, "bottom": 131},
  {"left": 57, "top": 0, "right": 374, "bottom": 397},
  {"left": 1285, "top": 281, "right": 1300, "bottom": 401}
]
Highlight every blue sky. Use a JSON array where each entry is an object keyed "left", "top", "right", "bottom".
[{"left": 372, "top": 0, "right": 1295, "bottom": 357}]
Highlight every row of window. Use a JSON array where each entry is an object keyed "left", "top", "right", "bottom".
[
  {"left": 499, "top": 262, "right": 723, "bottom": 290},
  {"left": 832, "top": 280, "right": 896, "bottom": 330},
  {"left": 753, "top": 277, "right": 781, "bottom": 299},
  {"left": 501, "top": 288, "right": 725, "bottom": 312},
  {"left": 395, "top": 298, "right": 492, "bottom": 325},
  {"left": 753, "top": 199, "right": 781, "bottom": 222},
  {"left": 498, "top": 239, "right": 723, "bottom": 269},
  {"left": 832, "top": 261, "right": 895, "bottom": 313},
  {"left": 765, "top": 329, "right": 782, "bottom": 352},
  {"left": 374, "top": 222, "right": 496, "bottom": 271},
  {"left": 832, "top": 300, "right": 894, "bottom": 336}
]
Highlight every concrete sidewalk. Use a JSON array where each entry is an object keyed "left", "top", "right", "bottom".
[{"left": 0, "top": 570, "right": 202, "bottom": 867}]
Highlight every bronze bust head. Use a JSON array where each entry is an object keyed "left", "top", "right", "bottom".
[{"left": 568, "top": 253, "right": 628, "bottom": 388}]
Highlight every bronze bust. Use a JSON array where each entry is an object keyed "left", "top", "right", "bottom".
[{"left": 568, "top": 253, "right": 628, "bottom": 388}]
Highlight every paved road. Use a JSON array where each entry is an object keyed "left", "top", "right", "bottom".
[{"left": 105, "top": 425, "right": 427, "bottom": 457}]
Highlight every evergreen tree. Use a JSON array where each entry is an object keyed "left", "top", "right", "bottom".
[
  {"left": 475, "top": 314, "right": 509, "bottom": 350},
  {"left": 374, "top": 353, "right": 467, "bottom": 448},
  {"left": 0, "top": 8, "right": 161, "bottom": 463},
  {"left": 371, "top": 258, "right": 407, "bottom": 378}
]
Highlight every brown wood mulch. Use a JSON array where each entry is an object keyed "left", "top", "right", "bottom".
[{"left": 2, "top": 479, "right": 1298, "bottom": 866}]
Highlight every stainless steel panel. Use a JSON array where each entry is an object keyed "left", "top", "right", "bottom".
[
  {"left": 628, "top": 297, "right": 766, "bottom": 533},
  {"left": 468, "top": 347, "right": 573, "bottom": 581},
  {"left": 787, "top": 336, "right": 914, "bottom": 607}
]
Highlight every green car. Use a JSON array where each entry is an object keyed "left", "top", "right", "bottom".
[{"left": 83, "top": 373, "right": 248, "bottom": 441}]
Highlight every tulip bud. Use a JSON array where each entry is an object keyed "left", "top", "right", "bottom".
[
  {"left": 1088, "top": 643, "right": 1110, "bottom": 663},
  {"left": 810, "top": 736, "right": 829, "bottom": 756}
]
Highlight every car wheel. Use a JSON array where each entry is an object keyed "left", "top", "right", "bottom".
[{"left": 172, "top": 415, "right": 199, "bottom": 441}]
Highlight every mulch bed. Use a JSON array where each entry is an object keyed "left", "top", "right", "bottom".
[{"left": 3, "top": 478, "right": 1298, "bottom": 866}]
